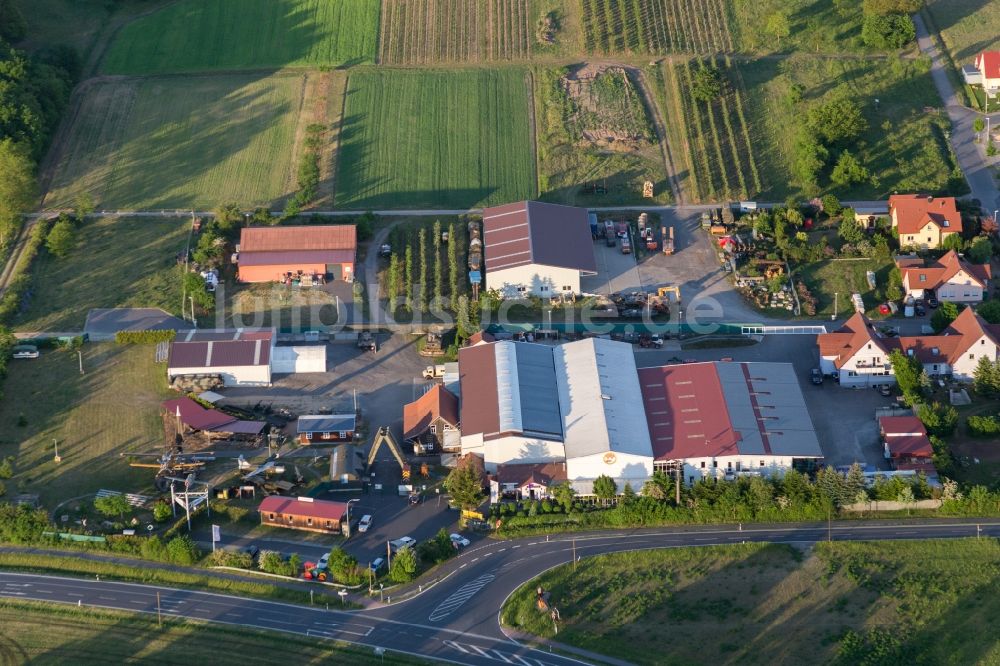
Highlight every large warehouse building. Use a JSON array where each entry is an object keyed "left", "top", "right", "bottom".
[
  {"left": 237, "top": 225, "right": 356, "bottom": 283},
  {"left": 482, "top": 201, "right": 597, "bottom": 298},
  {"left": 458, "top": 338, "right": 823, "bottom": 494}
]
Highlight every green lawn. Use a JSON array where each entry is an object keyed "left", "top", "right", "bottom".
[
  {"left": 44, "top": 74, "right": 308, "bottom": 209},
  {"left": 335, "top": 69, "right": 537, "bottom": 209},
  {"left": 0, "top": 344, "right": 171, "bottom": 507},
  {"left": 0, "top": 600, "right": 424, "bottom": 664},
  {"left": 502, "top": 540, "right": 1000, "bottom": 666},
  {"left": 925, "top": 0, "right": 1000, "bottom": 67},
  {"left": 13, "top": 217, "right": 187, "bottom": 332},
  {"left": 795, "top": 257, "right": 894, "bottom": 319},
  {"left": 100, "top": 0, "right": 381, "bottom": 74},
  {"left": 734, "top": 56, "right": 965, "bottom": 201}
]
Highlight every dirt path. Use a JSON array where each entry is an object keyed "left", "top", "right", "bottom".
[{"left": 633, "top": 67, "right": 685, "bottom": 205}]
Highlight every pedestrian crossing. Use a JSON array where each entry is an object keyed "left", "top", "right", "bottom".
[{"left": 427, "top": 574, "right": 495, "bottom": 621}]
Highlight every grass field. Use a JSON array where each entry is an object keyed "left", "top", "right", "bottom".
[
  {"left": 654, "top": 58, "right": 763, "bottom": 201},
  {"left": 503, "top": 540, "right": 1000, "bottom": 665},
  {"left": 795, "top": 257, "right": 895, "bottom": 319},
  {"left": 0, "top": 344, "right": 170, "bottom": 507},
  {"left": 101, "top": 0, "right": 381, "bottom": 74},
  {"left": 925, "top": 0, "right": 1000, "bottom": 67},
  {"left": 378, "top": 0, "right": 532, "bottom": 64},
  {"left": 0, "top": 600, "right": 424, "bottom": 665},
  {"left": 44, "top": 74, "right": 309, "bottom": 209},
  {"left": 534, "top": 66, "right": 670, "bottom": 205},
  {"left": 13, "top": 217, "right": 187, "bottom": 332},
  {"left": 335, "top": 69, "right": 537, "bottom": 209}
]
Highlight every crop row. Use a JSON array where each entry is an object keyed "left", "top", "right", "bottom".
[
  {"left": 581, "top": 0, "right": 733, "bottom": 55},
  {"left": 378, "top": 0, "right": 531, "bottom": 65}
]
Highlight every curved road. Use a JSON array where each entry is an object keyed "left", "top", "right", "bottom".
[{"left": 3, "top": 519, "right": 1000, "bottom": 665}]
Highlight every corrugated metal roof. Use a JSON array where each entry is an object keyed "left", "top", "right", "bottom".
[
  {"left": 296, "top": 414, "right": 357, "bottom": 434},
  {"left": 483, "top": 201, "right": 597, "bottom": 274},
  {"left": 238, "top": 249, "right": 355, "bottom": 266},
  {"left": 258, "top": 496, "right": 347, "bottom": 521},
  {"left": 240, "top": 225, "right": 356, "bottom": 252},
  {"left": 556, "top": 338, "right": 653, "bottom": 459},
  {"left": 511, "top": 342, "right": 562, "bottom": 438},
  {"left": 168, "top": 338, "right": 270, "bottom": 369}
]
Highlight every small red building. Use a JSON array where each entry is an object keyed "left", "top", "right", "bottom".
[
  {"left": 879, "top": 416, "right": 934, "bottom": 467},
  {"left": 237, "top": 225, "right": 356, "bottom": 283},
  {"left": 296, "top": 414, "right": 357, "bottom": 445},
  {"left": 258, "top": 496, "right": 347, "bottom": 535}
]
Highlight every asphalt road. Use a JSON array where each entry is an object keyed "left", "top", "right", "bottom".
[{"left": 5, "top": 519, "right": 1000, "bottom": 665}]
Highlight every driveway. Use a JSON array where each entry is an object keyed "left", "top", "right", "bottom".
[
  {"left": 581, "top": 233, "right": 643, "bottom": 295},
  {"left": 914, "top": 13, "right": 1000, "bottom": 213}
]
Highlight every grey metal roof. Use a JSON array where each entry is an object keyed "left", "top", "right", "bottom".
[
  {"left": 511, "top": 343, "right": 563, "bottom": 438},
  {"left": 297, "top": 414, "right": 357, "bottom": 434}
]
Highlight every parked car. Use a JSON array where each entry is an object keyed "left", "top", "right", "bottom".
[
  {"left": 389, "top": 536, "right": 416, "bottom": 552},
  {"left": 11, "top": 345, "right": 39, "bottom": 359},
  {"left": 449, "top": 533, "right": 470, "bottom": 548},
  {"left": 915, "top": 304, "right": 926, "bottom": 317},
  {"left": 878, "top": 384, "right": 892, "bottom": 396},
  {"left": 810, "top": 368, "right": 823, "bottom": 385},
  {"left": 408, "top": 494, "right": 421, "bottom": 506},
  {"left": 927, "top": 297, "right": 940, "bottom": 309},
  {"left": 316, "top": 552, "right": 330, "bottom": 570},
  {"left": 358, "top": 514, "right": 373, "bottom": 533},
  {"left": 369, "top": 557, "right": 385, "bottom": 572}
]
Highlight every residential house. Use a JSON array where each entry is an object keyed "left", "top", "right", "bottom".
[
  {"left": 818, "top": 308, "right": 1000, "bottom": 384},
  {"left": 492, "top": 462, "right": 567, "bottom": 502},
  {"left": 889, "top": 195, "right": 962, "bottom": 250},
  {"left": 237, "top": 225, "right": 356, "bottom": 283},
  {"left": 258, "top": 496, "right": 347, "bottom": 535},
  {"left": 897, "top": 251, "right": 991, "bottom": 303},
  {"left": 854, "top": 205, "right": 889, "bottom": 230},
  {"left": 296, "top": 414, "right": 357, "bottom": 444},
  {"left": 879, "top": 416, "right": 934, "bottom": 474},
  {"left": 402, "top": 384, "right": 460, "bottom": 453},
  {"left": 974, "top": 51, "right": 1000, "bottom": 97},
  {"left": 483, "top": 201, "right": 597, "bottom": 298}
]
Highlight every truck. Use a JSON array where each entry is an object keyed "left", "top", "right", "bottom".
[
  {"left": 662, "top": 226, "right": 675, "bottom": 255},
  {"left": 357, "top": 331, "right": 376, "bottom": 352},
  {"left": 605, "top": 220, "right": 617, "bottom": 247},
  {"left": 645, "top": 228, "right": 657, "bottom": 251},
  {"left": 620, "top": 235, "right": 631, "bottom": 254},
  {"left": 422, "top": 364, "right": 446, "bottom": 380}
]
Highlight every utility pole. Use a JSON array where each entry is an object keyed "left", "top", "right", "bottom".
[
  {"left": 157, "top": 592, "right": 162, "bottom": 627},
  {"left": 572, "top": 539, "right": 576, "bottom": 570},
  {"left": 674, "top": 464, "right": 681, "bottom": 505},
  {"left": 827, "top": 506, "right": 832, "bottom": 542}
]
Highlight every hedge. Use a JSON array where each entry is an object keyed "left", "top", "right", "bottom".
[
  {"left": 967, "top": 414, "right": 1000, "bottom": 437},
  {"left": 0, "top": 218, "right": 52, "bottom": 326},
  {"left": 115, "top": 330, "right": 177, "bottom": 344}
]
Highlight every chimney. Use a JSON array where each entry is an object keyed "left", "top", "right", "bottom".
[{"left": 926, "top": 195, "right": 933, "bottom": 203}]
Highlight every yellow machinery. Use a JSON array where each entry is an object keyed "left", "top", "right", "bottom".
[
  {"left": 657, "top": 286, "right": 681, "bottom": 304},
  {"left": 367, "top": 426, "right": 410, "bottom": 480}
]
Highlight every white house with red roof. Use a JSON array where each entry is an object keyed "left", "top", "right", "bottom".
[
  {"left": 818, "top": 309, "right": 1000, "bottom": 385},
  {"left": 897, "top": 251, "right": 991, "bottom": 303},
  {"left": 973, "top": 51, "right": 1000, "bottom": 97},
  {"left": 889, "top": 195, "right": 962, "bottom": 250}
]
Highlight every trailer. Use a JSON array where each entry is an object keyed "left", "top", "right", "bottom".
[
  {"left": 620, "top": 235, "right": 632, "bottom": 254},
  {"left": 662, "top": 226, "right": 674, "bottom": 255}
]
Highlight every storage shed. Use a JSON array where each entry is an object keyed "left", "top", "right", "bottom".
[{"left": 237, "top": 225, "right": 356, "bottom": 283}]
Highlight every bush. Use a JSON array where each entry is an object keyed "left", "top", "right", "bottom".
[
  {"left": 152, "top": 502, "right": 172, "bottom": 523},
  {"left": 917, "top": 401, "right": 959, "bottom": 437},
  {"left": 211, "top": 549, "right": 253, "bottom": 569},
  {"left": 861, "top": 13, "right": 915, "bottom": 49},
  {"left": 115, "top": 330, "right": 176, "bottom": 344},
  {"left": 0, "top": 456, "right": 13, "bottom": 479},
  {"left": 140, "top": 536, "right": 168, "bottom": 561},
  {"left": 166, "top": 535, "right": 200, "bottom": 565},
  {"left": 967, "top": 414, "right": 1000, "bottom": 437},
  {"left": 45, "top": 215, "right": 76, "bottom": 258},
  {"left": 389, "top": 546, "right": 418, "bottom": 583}
]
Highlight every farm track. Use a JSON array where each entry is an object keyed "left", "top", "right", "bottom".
[
  {"left": 0, "top": 218, "right": 40, "bottom": 295},
  {"left": 632, "top": 68, "right": 684, "bottom": 204}
]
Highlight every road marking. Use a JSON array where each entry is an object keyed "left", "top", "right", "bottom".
[
  {"left": 443, "top": 640, "right": 469, "bottom": 654},
  {"left": 458, "top": 563, "right": 467, "bottom": 569},
  {"left": 98, "top": 596, "right": 116, "bottom": 600},
  {"left": 510, "top": 545, "right": 521, "bottom": 549},
  {"left": 510, "top": 655, "right": 533, "bottom": 666},
  {"left": 469, "top": 645, "right": 492, "bottom": 658},
  {"left": 491, "top": 649, "right": 515, "bottom": 663},
  {"left": 496, "top": 548, "right": 506, "bottom": 553},
  {"left": 428, "top": 574, "right": 495, "bottom": 622},
  {"left": 35, "top": 589, "right": 52, "bottom": 594},
  {"left": 470, "top": 557, "right": 479, "bottom": 563}
]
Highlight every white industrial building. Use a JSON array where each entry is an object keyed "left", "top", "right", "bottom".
[
  {"left": 458, "top": 338, "right": 824, "bottom": 495},
  {"left": 167, "top": 328, "right": 326, "bottom": 387},
  {"left": 482, "top": 201, "right": 597, "bottom": 298}
]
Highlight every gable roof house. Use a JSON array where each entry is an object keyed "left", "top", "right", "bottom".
[
  {"left": 818, "top": 309, "right": 1000, "bottom": 384},
  {"left": 483, "top": 201, "right": 597, "bottom": 298},
  {"left": 237, "top": 225, "right": 356, "bottom": 283},
  {"left": 296, "top": 414, "right": 357, "bottom": 444},
  {"left": 897, "top": 251, "right": 991, "bottom": 303},
  {"left": 974, "top": 51, "right": 1000, "bottom": 95},
  {"left": 403, "top": 384, "right": 460, "bottom": 453},
  {"left": 879, "top": 416, "right": 933, "bottom": 470},
  {"left": 889, "top": 195, "right": 962, "bottom": 250}
]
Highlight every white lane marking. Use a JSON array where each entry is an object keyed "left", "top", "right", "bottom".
[
  {"left": 511, "top": 655, "right": 533, "bottom": 666},
  {"left": 496, "top": 548, "right": 506, "bottom": 553},
  {"left": 458, "top": 563, "right": 467, "bottom": 569},
  {"left": 511, "top": 545, "right": 521, "bottom": 549},
  {"left": 469, "top": 645, "right": 492, "bottom": 658},
  {"left": 98, "top": 596, "right": 116, "bottom": 600},
  {"left": 35, "top": 589, "right": 52, "bottom": 594},
  {"left": 443, "top": 640, "right": 470, "bottom": 654},
  {"left": 428, "top": 574, "right": 495, "bottom": 622},
  {"left": 492, "top": 649, "right": 515, "bottom": 663}
]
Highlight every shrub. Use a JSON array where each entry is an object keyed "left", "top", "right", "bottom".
[
  {"left": 140, "top": 536, "right": 168, "bottom": 561},
  {"left": 115, "top": 330, "right": 176, "bottom": 344},
  {"left": 211, "top": 549, "right": 253, "bottom": 569},
  {"left": 165, "top": 535, "right": 200, "bottom": 565},
  {"left": 389, "top": 546, "right": 418, "bottom": 583},
  {"left": 967, "top": 414, "right": 1000, "bottom": 437},
  {"left": 94, "top": 494, "right": 131, "bottom": 520},
  {"left": 0, "top": 456, "right": 13, "bottom": 479},
  {"left": 151, "top": 502, "right": 172, "bottom": 523},
  {"left": 861, "top": 13, "right": 915, "bottom": 49},
  {"left": 917, "top": 401, "right": 958, "bottom": 437}
]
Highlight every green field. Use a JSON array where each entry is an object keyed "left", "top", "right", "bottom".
[
  {"left": 13, "top": 217, "right": 187, "bottom": 332},
  {"left": 335, "top": 69, "right": 537, "bottom": 209},
  {"left": 0, "top": 344, "right": 170, "bottom": 507},
  {"left": 100, "top": 0, "right": 381, "bottom": 74},
  {"left": 658, "top": 56, "right": 965, "bottom": 201},
  {"left": 795, "top": 257, "right": 895, "bottom": 319},
  {"left": 503, "top": 540, "right": 1000, "bottom": 665},
  {"left": 44, "top": 74, "right": 309, "bottom": 209},
  {"left": 925, "top": 0, "right": 1000, "bottom": 66},
  {"left": 0, "top": 600, "right": 423, "bottom": 665}
]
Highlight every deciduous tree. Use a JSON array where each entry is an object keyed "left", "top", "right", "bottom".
[
  {"left": 930, "top": 301, "right": 960, "bottom": 333},
  {"left": 765, "top": 12, "right": 791, "bottom": 47},
  {"left": 444, "top": 462, "right": 484, "bottom": 510},
  {"left": 45, "top": 214, "right": 76, "bottom": 258}
]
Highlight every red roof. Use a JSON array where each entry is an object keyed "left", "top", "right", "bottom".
[
  {"left": 976, "top": 51, "right": 1000, "bottom": 79},
  {"left": 258, "top": 496, "right": 347, "bottom": 521},
  {"left": 168, "top": 339, "right": 270, "bottom": 369},
  {"left": 899, "top": 250, "right": 990, "bottom": 291},
  {"left": 879, "top": 416, "right": 933, "bottom": 459},
  {"left": 240, "top": 225, "right": 356, "bottom": 252},
  {"left": 638, "top": 363, "right": 741, "bottom": 461},
  {"left": 467, "top": 330, "right": 495, "bottom": 346},
  {"left": 402, "top": 385, "right": 460, "bottom": 440},
  {"left": 889, "top": 195, "right": 962, "bottom": 236},
  {"left": 495, "top": 462, "right": 567, "bottom": 487},
  {"left": 817, "top": 313, "right": 889, "bottom": 369},
  {"left": 458, "top": 343, "right": 500, "bottom": 437},
  {"left": 163, "top": 397, "right": 236, "bottom": 430}
]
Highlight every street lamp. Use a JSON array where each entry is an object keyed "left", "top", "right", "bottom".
[
  {"left": 379, "top": 582, "right": 384, "bottom": 603},
  {"left": 345, "top": 498, "right": 360, "bottom": 536}
]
